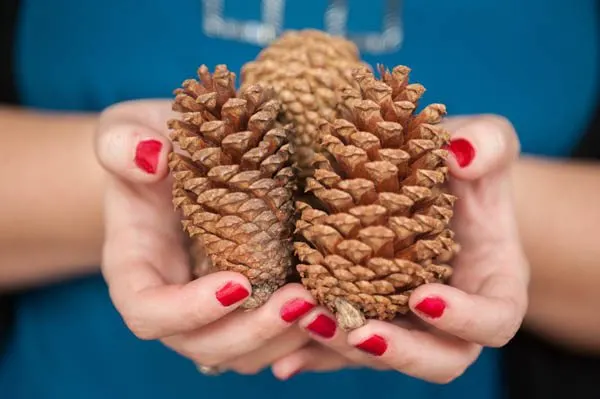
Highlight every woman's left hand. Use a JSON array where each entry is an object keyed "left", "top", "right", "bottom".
[{"left": 271, "top": 115, "right": 529, "bottom": 383}]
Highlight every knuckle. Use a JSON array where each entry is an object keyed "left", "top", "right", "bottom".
[
  {"left": 475, "top": 115, "right": 520, "bottom": 156},
  {"left": 251, "top": 317, "right": 282, "bottom": 343},
  {"left": 110, "top": 289, "right": 160, "bottom": 341},
  {"left": 451, "top": 314, "right": 477, "bottom": 340},
  {"left": 476, "top": 115, "right": 515, "bottom": 135},
  {"left": 468, "top": 345, "right": 483, "bottom": 364},
  {"left": 124, "top": 316, "right": 158, "bottom": 341},
  {"left": 182, "top": 345, "right": 222, "bottom": 367},
  {"left": 490, "top": 318, "right": 521, "bottom": 347},
  {"left": 391, "top": 349, "right": 419, "bottom": 372},
  {"left": 183, "top": 296, "right": 211, "bottom": 328},
  {"left": 432, "top": 345, "right": 481, "bottom": 384},
  {"left": 436, "top": 350, "right": 480, "bottom": 385},
  {"left": 177, "top": 339, "right": 223, "bottom": 367},
  {"left": 435, "top": 366, "right": 469, "bottom": 385},
  {"left": 489, "top": 330, "right": 513, "bottom": 347},
  {"left": 254, "top": 324, "right": 276, "bottom": 342},
  {"left": 488, "top": 299, "right": 523, "bottom": 347}
]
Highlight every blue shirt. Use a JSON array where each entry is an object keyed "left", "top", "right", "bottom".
[{"left": 1, "top": 1, "right": 598, "bottom": 398}]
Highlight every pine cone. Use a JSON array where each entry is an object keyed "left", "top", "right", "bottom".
[
  {"left": 168, "top": 65, "right": 296, "bottom": 309},
  {"left": 241, "top": 30, "right": 369, "bottom": 180},
  {"left": 294, "top": 65, "right": 458, "bottom": 330}
]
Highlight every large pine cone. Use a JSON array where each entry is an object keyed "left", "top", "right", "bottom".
[
  {"left": 294, "top": 66, "right": 458, "bottom": 330},
  {"left": 241, "top": 30, "right": 369, "bottom": 180},
  {"left": 168, "top": 65, "right": 296, "bottom": 309}
]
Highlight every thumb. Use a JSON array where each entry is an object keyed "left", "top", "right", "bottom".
[
  {"left": 443, "top": 115, "right": 520, "bottom": 181},
  {"left": 94, "top": 100, "right": 175, "bottom": 184},
  {"left": 441, "top": 114, "right": 523, "bottom": 248}
]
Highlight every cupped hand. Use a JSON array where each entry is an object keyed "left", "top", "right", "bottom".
[
  {"left": 272, "top": 115, "right": 530, "bottom": 383},
  {"left": 94, "top": 99, "right": 317, "bottom": 375}
]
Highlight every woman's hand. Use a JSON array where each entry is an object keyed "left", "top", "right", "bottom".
[
  {"left": 94, "top": 99, "right": 317, "bottom": 375},
  {"left": 272, "top": 115, "right": 529, "bottom": 383}
]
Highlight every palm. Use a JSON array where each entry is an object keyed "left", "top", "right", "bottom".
[{"left": 447, "top": 165, "right": 527, "bottom": 302}]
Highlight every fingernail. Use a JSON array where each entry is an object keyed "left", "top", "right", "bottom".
[
  {"left": 280, "top": 299, "right": 315, "bottom": 323},
  {"left": 134, "top": 139, "right": 162, "bottom": 174},
  {"left": 447, "top": 138, "right": 475, "bottom": 168},
  {"left": 215, "top": 282, "right": 250, "bottom": 306},
  {"left": 306, "top": 314, "right": 337, "bottom": 338},
  {"left": 415, "top": 296, "right": 446, "bottom": 318},
  {"left": 355, "top": 334, "right": 388, "bottom": 356}
]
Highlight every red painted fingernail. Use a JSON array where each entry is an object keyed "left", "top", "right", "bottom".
[
  {"left": 134, "top": 139, "right": 162, "bottom": 174},
  {"left": 415, "top": 296, "right": 446, "bottom": 318},
  {"left": 215, "top": 282, "right": 250, "bottom": 306},
  {"left": 447, "top": 138, "right": 475, "bottom": 168},
  {"left": 280, "top": 299, "right": 315, "bottom": 323},
  {"left": 355, "top": 334, "right": 388, "bottom": 356},
  {"left": 306, "top": 314, "right": 337, "bottom": 338}
]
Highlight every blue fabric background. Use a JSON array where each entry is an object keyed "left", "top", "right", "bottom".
[{"left": 1, "top": 1, "right": 597, "bottom": 398}]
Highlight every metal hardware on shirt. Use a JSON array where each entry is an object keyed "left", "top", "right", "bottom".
[{"left": 201, "top": 0, "right": 404, "bottom": 54}]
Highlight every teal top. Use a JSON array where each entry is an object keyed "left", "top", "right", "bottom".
[{"left": 1, "top": 1, "right": 598, "bottom": 398}]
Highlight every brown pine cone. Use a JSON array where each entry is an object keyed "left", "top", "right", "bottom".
[
  {"left": 294, "top": 65, "right": 458, "bottom": 330},
  {"left": 168, "top": 64, "right": 296, "bottom": 309},
  {"left": 240, "top": 30, "right": 369, "bottom": 180}
]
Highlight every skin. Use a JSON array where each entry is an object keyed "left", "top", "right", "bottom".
[
  {"left": 0, "top": 100, "right": 597, "bottom": 383},
  {"left": 512, "top": 157, "right": 600, "bottom": 351},
  {"left": 0, "top": 107, "right": 104, "bottom": 289}
]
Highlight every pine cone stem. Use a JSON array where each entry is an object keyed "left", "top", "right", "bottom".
[
  {"left": 240, "top": 282, "right": 281, "bottom": 310},
  {"left": 334, "top": 298, "right": 367, "bottom": 331}
]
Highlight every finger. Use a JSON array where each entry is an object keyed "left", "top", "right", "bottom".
[
  {"left": 102, "top": 145, "right": 186, "bottom": 283},
  {"left": 296, "top": 308, "right": 382, "bottom": 369},
  {"left": 95, "top": 121, "right": 172, "bottom": 183},
  {"left": 347, "top": 320, "right": 482, "bottom": 384},
  {"left": 169, "top": 284, "right": 316, "bottom": 366},
  {"left": 271, "top": 343, "right": 359, "bottom": 380},
  {"left": 222, "top": 326, "right": 310, "bottom": 375},
  {"left": 441, "top": 115, "right": 524, "bottom": 249},
  {"left": 95, "top": 99, "right": 176, "bottom": 182},
  {"left": 409, "top": 274, "right": 528, "bottom": 347},
  {"left": 103, "top": 242, "right": 252, "bottom": 340},
  {"left": 443, "top": 115, "right": 520, "bottom": 181}
]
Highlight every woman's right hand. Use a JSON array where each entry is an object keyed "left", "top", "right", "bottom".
[
  {"left": 271, "top": 115, "right": 529, "bottom": 383},
  {"left": 94, "top": 99, "right": 317, "bottom": 375}
]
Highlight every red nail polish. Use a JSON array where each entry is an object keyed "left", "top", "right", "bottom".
[
  {"left": 280, "top": 299, "right": 315, "bottom": 323},
  {"left": 415, "top": 296, "right": 446, "bottom": 318},
  {"left": 306, "top": 314, "right": 337, "bottom": 338},
  {"left": 355, "top": 334, "right": 388, "bottom": 356},
  {"left": 447, "top": 138, "right": 475, "bottom": 168},
  {"left": 215, "top": 282, "right": 249, "bottom": 306},
  {"left": 134, "top": 139, "right": 162, "bottom": 174}
]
